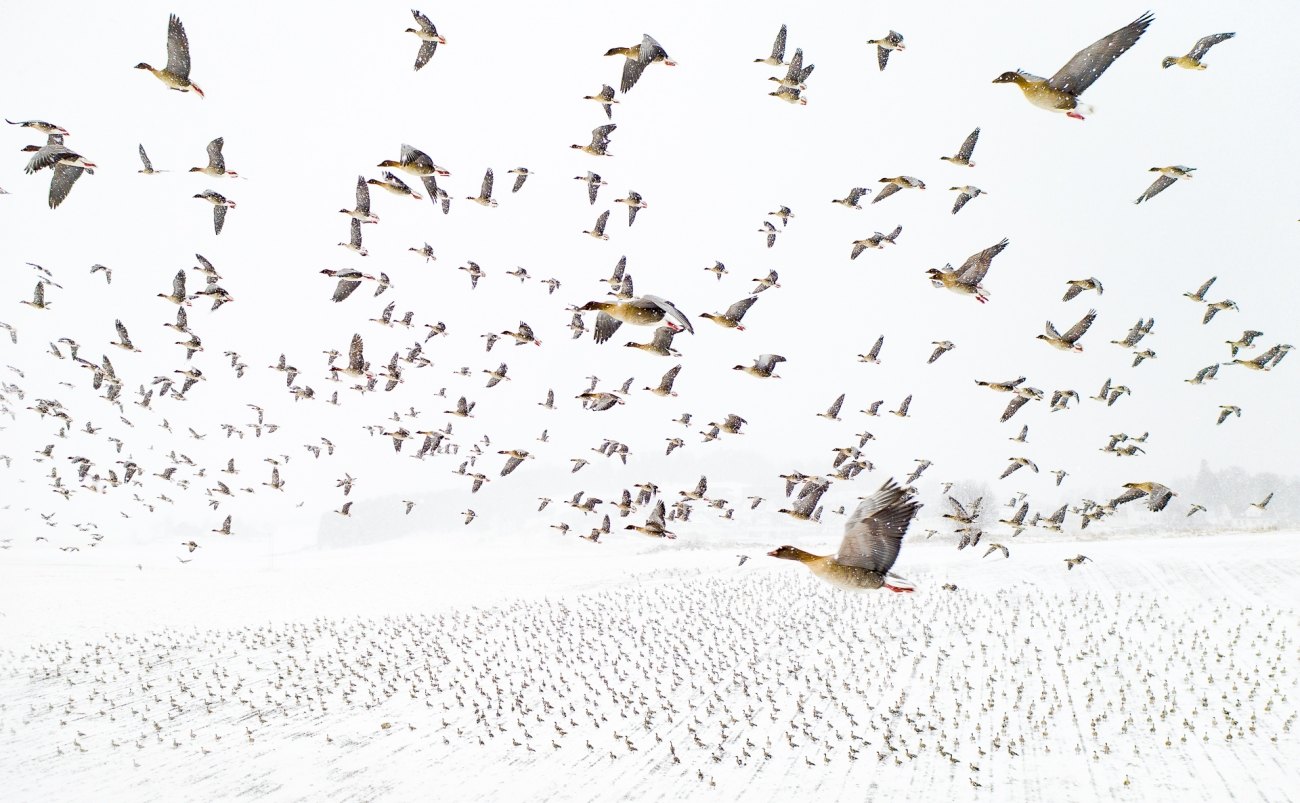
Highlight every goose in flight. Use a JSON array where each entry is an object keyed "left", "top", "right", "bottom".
[
  {"left": 583, "top": 85, "right": 618, "bottom": 119},
  {"left": 605, "top": 34, "right": 676, "bottom": 93},
  {"left": 341, "top": 175, "right": 378, "bottom": 223},
  {"left": 406, "top": 10, "right": 446, "bottom": 71},
  {"left": 755, "top": 24, "right": 788, "bottom": 66},
  {"left": 1162, "top": 32, "right": 1234, "bottom": 70},
  {"left": 867, "top": 30, "right": 905, "bottom": 71},
  {"left": 734, "top": 353, "right": 785, "bottom": 378},
  {"left": 190, "top": 137, "right": 237, "bottom": 177},
  {"left": 1037, "top": 309, "right": 1097, "bottom": 351},
  {"left": 579, "top": 295, "right": 693, "bottom": 344},
  {"left": 940, "top": 128, "right": 980, "bottom": 167},
  {"left": 136, "top": 15, "right": 204, "bottom": 97},
  {"left": 993, "top": 12, "right": 1154, "bottom": 119},
  {"left": 572, "top": 124, "right": 616, "bottom": 156},
  {"left": 1134, "top": 166, "right": 1194, "bottom": 204},
  {"left": 137, "top": 144, "right": 164, "bottom": 174},
  {"left": 927, "top": 238, "right": 1010, "bottom": 303},
  {"left": 193, "top": 190, "right": 235, "bottom": 235},
  {"left": 699, "top": 297, "right": 757, "bottom": 330},
  {"left": 769, "top": 478, "right": 920, "bottom": 592}
]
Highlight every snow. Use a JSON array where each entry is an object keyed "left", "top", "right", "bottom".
[{"left": 2, "top": 529, "right": 1298, "bottom": 802}]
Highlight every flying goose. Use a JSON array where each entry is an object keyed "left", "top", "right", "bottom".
[
  {"left": 850, "top": 226, "right": 902, "bottom": 258},
  {"left": 460, "top": 168, "right": 495, "bottom": 207},
  {"left": 700, "top": 297, "right": 757, "bottom": 330},
  {"left": 406, "top": 10, "right": 445, "bottom": 71},
  {"left": 340, "top": 175, "right": 378, "bottom": 223},
  {"left": 867, "top": 31, "right": 906, "bottom": 71},
  {"left": 1162, "top": 32, "right": 1234, "bottom": 70},
  {"left": 605, "top": 34, "right": 676, "bottom": 94},
  {"left": 193, "top": 190, "right": 235, "bottom": 235},
  {"left": 1037, "top": 309, "right": 1097, "bottom": 351},
  {"left": 190, "top": 137, "right": 237, "bottom": 177},
  {"left": 755, "top": 24, "right": 788, "bottom": 66},
  {"left": 136, "top": 15, "right": 204, "bottom": 96},
  {"left": 580, "top": 295, "right": 693, "bottom": 344},
  {"left": 1134, "top": 166, "right": 1194, "bottom": 204},
  {"left": 992, "top": 12, "right": 1154, "bottom": 120},
  {"left": 927, "top": 238, "right": 1009, "bottom": 303},
  {"left": 583, "top": 84, "right": 618, "bottom": 119},
  {"left": 873, "top": 176, "right": 925, "bottom": 204},
  {"left": 769, "top": 478, "right": 921, "bottom": 591},
  {"left": 734, "top": 353, "right": 786, "bottom": 378},
  {"left": 940, "top": 128, "right": 980, "bottom": 166},
  {"left": 571, "top": 124, "right": 616, "bottom": 156},
  {"left": 949, "top": 186, "right": 986, "bottom": 215}
]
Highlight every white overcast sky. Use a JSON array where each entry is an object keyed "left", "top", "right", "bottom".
[{"left": 0, "top": 0, "right": 1296, "bottom": 557}]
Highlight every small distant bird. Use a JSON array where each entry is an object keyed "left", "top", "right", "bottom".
[
  {"left": 193, "top": 190, "right": 235, "bottom": 235},
  {"left": 873, "top": 176, "right": 926, "bottom": 204},
  {"left": 583, "top": 85, "right": 618, "bottom": 119},
  {"left": 338, "top": 175, "right": 377, "bottom": 224},
  {"left": 928, "top": 341, "right": 955, "bottom": 364},
  {"left": 1000, "top": 457, "right": 1038, "bottom": 479},
  {"left": 1064, "top": 554, "right": 1091, "bottom": 570},
  {"left": 1037, "top": 309, "right": 1097, "bottom": 351},
  {"left": 1186, "top": 503, "right": 1205, "bottom": 517},
  {"left": 700, "top": 297, "right": 757, "bottom": 330},
  {"left": 818, "top": 393, "right": 845, "bottom": 421},
  {"left": 1134, "top": 166, "right": 1194, "bottom": 204},
  {"left": 1216, "top": 405, "right": 1241, "bottom": 425},
  {"left": 1062, "top": 277, "right": 1103, "bottom": 301},
  {"left": 928, "top": 238, "right": 1010, "bottom": 303},
  {"left": 466, "top": 168, "right": 497, "bottom": 207},
  {"left": 982, "top": 543, "right": 1009, "bottom": 560},
  {"left": 757, "top": 221, "right": 779, "bottom": 248},
  {"left": 755, "top": 24, "right": 788, "bottom": 66},
  {"left": 831, "top": 187, "right": 872, "bottom": 209},
  {"left": 1184, "top": 276, "right": 1216, "bottom": 302},
  {"left": 137, "top": 144, "right": 164, "bottom": 175},
  {"left": 190, "top": 137, "right": 237, "bottom": 177},
  {"left": 851, "top": 226, "right": 902, "bottom": 258},
  {"left": 858, "top": 336, "right": 884, "bottom": 364},
  {"left": 406, "top": 10, "right": 446, "bottom": 71},
  {"left": 507, "top": 167, "right": 531, "bottom": 193},
  {"left": 751, "top": 270, "right": 780, "bottom": 294},
  {"left": 615, "top": 190, "right": 647, "bottom": 226},
  {"left": 734, "top": 354, "right": 786, "bottom": 379},
  {"left": 992, "top": 12, "right": 1154, "bottom": 120},
  {"left": 1226, "top": 330, "right": 1264, "bottom": 357},
  {"left": 583, "top": 210, "right": 611, "bottom": 240},
  {"left": 1250, "top": 492, "right": 1274, "bottom": 511},
  {"left": 769, "top": 478, "right": 921, "bottom": 592},
  {"left": 90, "top": 264, "right": 112, "bottom": 284},
  {"left": 1162, "top": 32, "right": 1235, "bottom": 70},
  {"left": 1203, "top": 300, "right": 1238, "bottom": 325},
  {"left": 181, "top": 540, "right": 199, "bottom": 553},
  {"left": 867, "top": 31, "right": 905, "bottom": 71},
  {"left": 574, "top": 171, "right": 606, "bottom": 205},
  {"left": 1113, "top": 481, "right": 1177, "bottom": 512},
  {"left": 136, "top": 15, "right": 204, "bottom": 97},
  {"left": 605, "top": 34, "right": 676, "bottom": 94},
  {"left": 949, "top": 186, "right": 986, "bottom": 215},
  {"left": 940, "top": 128, "right": 980, "bottom": 167}
]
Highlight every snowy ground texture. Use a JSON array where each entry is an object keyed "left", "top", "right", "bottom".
[{"left": 2, "top": 530, "right": 1299, "bottom": 802}]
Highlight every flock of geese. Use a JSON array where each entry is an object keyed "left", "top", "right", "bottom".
[
  {"left": 0, "top": 570, "right": 1294, "bottom": 796},
  {"left": 0, "top": 8, "right": 1291, "bottom": 594}
]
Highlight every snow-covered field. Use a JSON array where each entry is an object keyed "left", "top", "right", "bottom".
[{"left": 2, "top": 530, "right": 1298, "bottom": 802}]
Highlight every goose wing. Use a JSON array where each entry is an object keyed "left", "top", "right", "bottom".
[{"left": 836, "top": 478, "right": 920, "bottom": 572}]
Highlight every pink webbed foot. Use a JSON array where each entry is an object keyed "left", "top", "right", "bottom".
[
  {"left": 883, "top": 584, "right": 914, "bottom": 593},
  {"left": 1066, "top": 111, "right": 1084, "bottom": 120}
]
